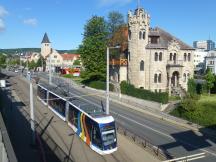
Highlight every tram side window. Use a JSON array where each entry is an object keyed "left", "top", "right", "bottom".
[
  {"left": 85, "top": 116, "right": 93, "bottom": 140},
  {"left": 92, "top": 122, "right": 102, "bottom": 149},
  {"left": 48, "top": 93, "right": 66, "bottom": 116},
  {"left": 68, "top": 104, "right": 79, "bottom": 128}
]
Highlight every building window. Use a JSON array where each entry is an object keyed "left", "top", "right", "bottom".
[
  {"left": 128, "top": 30, "right": 131, "bottom": 40},
  {"left": 154, "top": 74, "right": 157, "bottom": 83},
  {"left": 183, "top": 73, "right": 186, "bottom": 82},
  {"left": 173, "top": 53, "right": 177, "bottom": 63},
  {"left": 170, "top": 53, "right": 173, "bottom": 61},
  {"left": 184, "top": 53, "right": 187, "bottom": 61},
  {"left": 158, "top": 73, "right": 162, "bottom": 83},
  {"left": 155, "top": 52, "right": 158, "bottom": 61},
  {"left": 54, "top": 55, "right": 57, "bottom": 58},
  {"left": 143, "top": 32, "right": 145, "bottom": 40},
  {"left": 140, "top": 60, "right": 144, "bottom": 71},
  {"left": 139, "top": 31, "right": 142, "bottom": 40},
  {"left": 159, "top": 52, "right": 162, "bottom": 61},
  {"left": 188, "top": 53, "right": 191, "bottom": 61},
  {"left": 128, "top": 52, "right": 130, "bottom": 61}
]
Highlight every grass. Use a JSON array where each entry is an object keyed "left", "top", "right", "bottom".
[
  {"left": 169, "top": 95, "right": 181, "bottom": 101},
  {"left": 170, "top": 94, "right": 216, "bottom": 129},
  {"left": 62, "top": 74, "right": 83, "bottom": 84}
]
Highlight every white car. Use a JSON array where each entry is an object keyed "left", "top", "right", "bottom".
[{"left": 15, "top": 70, "right": 18, "bottom": 73}]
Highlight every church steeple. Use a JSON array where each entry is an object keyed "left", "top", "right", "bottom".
[
  {"left": 41, "top": 32, "right": 51, "bottom": 58},
  {"left": 41, "top": 33, "right": 50, "bottom": 43}
]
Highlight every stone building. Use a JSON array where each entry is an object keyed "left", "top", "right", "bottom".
[
  {"left": 41, "top": 33, "right": 52, "bottom": 58},
  {"left": 127, "top": 8, "right": 195, "bottom": 95}
]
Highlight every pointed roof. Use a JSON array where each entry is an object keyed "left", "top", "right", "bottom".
[{"left": 41, "top": 33, "right": 50, "bottom": 43}]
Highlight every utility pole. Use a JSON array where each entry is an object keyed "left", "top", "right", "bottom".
[
  {"left": 49, "top": 54, "right": 52, "bottom": 85},
  {"left": 29, "top": 77, "right": 36, "bottom": 145},
  {"left": 106, "top": 47, "right": 110, "bottom": 115},
  {"left": 106, "top": 45, "right": 120, "bottom": 115}
]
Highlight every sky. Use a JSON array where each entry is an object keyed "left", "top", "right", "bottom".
[{"left": 0, "top": 0, "right": 215, "bottom": 50}]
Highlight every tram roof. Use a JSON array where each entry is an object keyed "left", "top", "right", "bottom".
[
  {"left": 68, "top": 98, "right": 106, "bottom": 117},
  {"left": 38, "top": 81, "right": 107, "bottom": 117}
]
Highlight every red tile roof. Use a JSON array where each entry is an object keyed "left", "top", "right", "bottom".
[{"left": 61, "top": 53, "right": 80, "bottom": 60}]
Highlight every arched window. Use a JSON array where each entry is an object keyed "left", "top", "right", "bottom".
[
  {"left": 128, "top": 30, "right": 131, "bottom": 40},
  {"left": 140, "top": 60, "right": 144, "bottom": 71},
  {"left": 155, "top": 52, "right": 158, "bottom": 61},
  {"left": 159, "top": 52, "right": 162, "bottom": 61},
  {"left": 184, "top": 53, "right": 187, "bottom": 61},
  {"left": 183, "top": 73, "right": 186, "bottom": 82},
  {"left": 143, "top": 32, "right": 145, "bottom": 40},
  {"left": 139, "top": 31, "right": 142, "bottom": 40},
  {"left": 173, "top": 53, "right": 177, "bottom": 63},
  {"left": 170, "top": 53, "right": 173, "bottom": 61},
  {"left": 158, "top": 73, "right": 162, "bottom": 83},
  {"left": 154, "top": 74, "right": 157, "bottom": 83},
  {"left": 188, "top": 53, "right": 191, "bottom": 61}
]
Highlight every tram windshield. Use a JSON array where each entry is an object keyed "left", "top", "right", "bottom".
[{"left": 100, "top": 122, "right": 116, "bottom": 147}]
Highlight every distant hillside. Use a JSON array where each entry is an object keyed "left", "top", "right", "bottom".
[{"left": 0, "top": 48, "right": 78, "bottom": 55}]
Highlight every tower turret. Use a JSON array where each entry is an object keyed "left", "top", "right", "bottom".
[{"left": 128, "top": 7, "right": 150, "bottom": 87}]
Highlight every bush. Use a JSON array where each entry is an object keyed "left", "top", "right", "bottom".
[{"left": 120, "top": 81, "right": 168, "bottom": 104}]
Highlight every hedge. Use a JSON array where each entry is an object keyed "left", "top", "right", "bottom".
[{"left": 120, "top": 81, "right": 168, "bottom": 104}]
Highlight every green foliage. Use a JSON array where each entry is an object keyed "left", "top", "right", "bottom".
[
  {"left": 120, "top": 81, "right": 168, "bottom": 104},
  {"left": 28, "top": 60, "right": 36, "bottom": 70},
  {"left": 204, "top": 70, "right": 215, "bottom": 95},
  {"left": 86, "top": 80, "right": 114, "bottom": 91},
  {"left": 81, "top": 71, "right": 105, "bottom": 84},
  {"left": 62, "top": 74, "right": 73, "bottom": 78},
  {"left": 170, "top": 95, "right": 216, "bottom": 128},
  {"left": 181, "top": 98, "right": 197, "bottom": 112},
  {"left": 187, "top": 78, "right": 196, "bottom": 97},
  {"left": 107, "top": 11, "right": 125, "bottom": 35},
  {"left": 0, "top": 53, "right": 6, "bottom": 68},
  {"left": 73, "top": 59, "right": 81, "bottom": 66},
  {"left": 79, "top": 16, "right": 108, "bottom": 81}
]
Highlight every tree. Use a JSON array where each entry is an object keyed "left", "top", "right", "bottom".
[
  {"left": 0, "top": 53, "right": 6, "bottom": 68},
  {"left": 79, "top": 16, "right": 108, "bottom": 82},
  {"left": 107, "top": 11, "right": 125, "bottom": 36},
  {"left": 187, "top": 78, "right": 196, "bottom": 98},
  {"left": 204, "top": 70, "right": 215, "bottom": 95},
  {"left": 73, "top": 59, "right": 81, "bottom": 66}
]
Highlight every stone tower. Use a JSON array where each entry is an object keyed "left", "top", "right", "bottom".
[
  {"left": 41, "top": 33, "right": 51, "bottom": 58},
  {"left": 128, "top": 8, "right": 150, "bottom": 88}
]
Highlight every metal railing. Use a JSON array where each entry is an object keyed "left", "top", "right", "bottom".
[
  {"left": 0, "top": 112, "right": 17, "bottom": 162},
  {"left": 116, "top": 123, "right": 174, "bottom": 160}
]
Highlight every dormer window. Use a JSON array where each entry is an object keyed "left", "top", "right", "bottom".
[{"left": 151, "top": 36, "right": 159, "bottom": 44}]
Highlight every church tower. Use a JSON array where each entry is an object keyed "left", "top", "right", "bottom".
[
  {"left": 128, "top": 7, "right": 150, "bottom": 88},
  {"left": 41, "top": 33, "right": 51, "bottom": 58}
]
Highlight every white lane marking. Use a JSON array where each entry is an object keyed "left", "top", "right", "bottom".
[{"left": 69, "top": 91, "right": 216, "bottom": 157}]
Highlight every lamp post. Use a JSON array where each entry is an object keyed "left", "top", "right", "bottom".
[{"left": 106, "top": 45, "right": 120, "bottom": 115}]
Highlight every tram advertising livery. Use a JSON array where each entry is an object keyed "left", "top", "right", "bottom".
[{"left": 37, "top": 83, "right": 117, "bottom": 155}]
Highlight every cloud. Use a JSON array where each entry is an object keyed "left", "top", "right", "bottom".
[
  {"left": 0, "top": 5, "right": 8, "bottom": 32},
  {"left": 23, "top": 18, "right": 38, "bottom": 26},
  {"left": 98, "top": 0, "right": 132, "bottom": 7},
  {"left": 0, "top": 5, "right": 8, "bottom": 18},
  {"left": 0, "top": 19, "right": 5, "bottom": 31}
]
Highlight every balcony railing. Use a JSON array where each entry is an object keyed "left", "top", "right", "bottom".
[{"left": 167, "top": 60, "right": 183, "bottom": 66}]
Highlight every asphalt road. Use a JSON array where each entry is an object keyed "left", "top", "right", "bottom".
[{"left": 37, "top": 72, "right": 216, "bottom": 162}]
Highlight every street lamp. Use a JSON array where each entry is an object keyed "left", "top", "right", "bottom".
[{"left": 106, "top": 45, "right": 120, "bottom": 115}]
